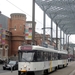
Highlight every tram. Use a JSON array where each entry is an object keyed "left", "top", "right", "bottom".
[
  {"left": 58, "top": 50, "right": 68, "bottom": 68},
  {"left": 18, "top": 45, "right": 68, "bottom": 75}
]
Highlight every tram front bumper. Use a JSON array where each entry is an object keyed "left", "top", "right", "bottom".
[{"left": 21, "top": 70, "right": 27, "bottom": 72}]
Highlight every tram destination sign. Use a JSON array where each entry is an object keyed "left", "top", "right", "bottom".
[{"left": 21, "top": 46, "right": 32, "bottom": 50}]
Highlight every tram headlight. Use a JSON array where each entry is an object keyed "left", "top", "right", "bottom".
[{"left": 24, "top": 65, "right": 27, "bottom": 68}]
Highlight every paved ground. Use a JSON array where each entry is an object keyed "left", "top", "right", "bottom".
[
  {"left": 0, "top": 71, "right": 18, "bottom": 75},
  {"left": 0, "top": 64, "right": 18, "bottom": 75},
  {"left": 50, "top": 61, "right": 75, "bottom": 75},
  {"left": 0, "top": 61, "right": 75, "bottom": 75},
  {"left": 0, "top": 65, "right": 9, "bottom": 73},
  {"left": 69, "top": 70, "right": 75, "bottom": 75}
]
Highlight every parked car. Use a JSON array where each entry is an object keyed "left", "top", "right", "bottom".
[
  {"left": 0, "top": 58, "right": 4, "bottom": 64},
  {"left": 3, "top": 60, "right": 18, "bottom": 70}
]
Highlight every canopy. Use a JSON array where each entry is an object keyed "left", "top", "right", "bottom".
[{"left": 35, "top": 0, "right": 75, "bottom": 34}]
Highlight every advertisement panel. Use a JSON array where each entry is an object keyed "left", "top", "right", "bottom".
[{"left": 25, "top": 23, "right": 32, "bottom": 40}]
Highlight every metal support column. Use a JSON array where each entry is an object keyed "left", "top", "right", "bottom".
[
  {"left": 63, "top": 32, "right": 64, "bottom": 50},
  {"left": 50, "top": 19, "right": 53, "bottom": 45},
  {"left": 42, "top": 11, "right": 46, "bottom": 46},
  {"left": 67, "top": 35, "right": 70, "bottom": 55},
  {"left": 32, "top": 0, "right": 35, "bottom": 45},
  {"left": 68, "top": 35, "right": 69, "bottom": 50},
  {"left": 60, "top": 29, "right": 62, "bottom": 50},
  {"left": 56, "top": 24, "right": 58, "bottom": 50},
  {"left": 66, "top": 34, "right": 67, "bottom": 50}
]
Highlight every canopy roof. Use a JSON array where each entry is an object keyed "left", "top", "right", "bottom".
[{"left": 35, "top": 0, "right": 75, "bottom": 34}]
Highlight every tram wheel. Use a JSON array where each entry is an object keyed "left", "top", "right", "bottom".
[
  {"left": 63, "top": 65, "right": 65, "bottom": 68},
  {"left": 44, "top": 70, "right": 48, "bottom": 75},
  {"left": 55, "top": 67, "right": 57, "bottom": 71},
  {"left": 27, "top": 72, "right": 35, "bottom": 75},
  {"left": 18, "top": 71, "right": 21, "bottom": 75}
]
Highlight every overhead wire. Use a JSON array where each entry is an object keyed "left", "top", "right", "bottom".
[
  {"left": 6, "top": 0, "right": 43, "bottom": 25},
  {"left": 6, "top": 0, "right": 31, "bottom": 17}
]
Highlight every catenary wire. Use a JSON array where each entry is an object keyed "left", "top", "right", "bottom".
[{"left": 6, "top": 0, "right": 43, "bottom": 25}]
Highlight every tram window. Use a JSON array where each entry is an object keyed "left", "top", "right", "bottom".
[
  {"left": 41, "top": 52, "right": 44, "bottom": 61},
  {"left": 44, "top": 52, "right": 48, "bottom": 61},
  {"left": 64, "top": 54, "right": 67, "bottom": 59},
  {"left": 63, "top": 54, "right": 64, "bottom": 59},
  {"left": 34, "top": 51, "right": 37, "bottom": 61},
  {"left": 43, "top": 52, "right": 45, "bottom": 61},
  {"left": 65, "top": 54, "right": 67, "bottom": 59},
  {"left": 66, "top": 55, "right": 68, "bottom": 59},
  {"left": 37, "top": 51, "right": 43, "bottom": 61},
  {"left": 51, "top": 53, "right": 52, "bottom": 60},
  {"left": 52, "top": 52, "right": 54, "bottom": 60},
  {"left": 33, "top": 51, "right": 44, "bottom": 62},
  {"left": 62, "top": 54, "right": 64, "bottom": 59},
  {"left": 54, "top": 53, "right": 58, "bottom": 60},
  {"left": 46, "top": 52, "right": 48, "bottom": 60},
  {"left": 22, "top": 52, "right": 34, "bottom": 62},
  {"left": 58, "top": 54, "right": 61, "bottom": 60},
  {"left": 48, "top": 53, "right": 51, "bottom": 60},
  {"left": 62, "top": 54, "right": 68, "bottom": 59}
]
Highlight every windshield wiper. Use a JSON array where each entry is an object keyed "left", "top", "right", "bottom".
[{"left": 22, "top": 58, "right": 27, "bottom": 61}]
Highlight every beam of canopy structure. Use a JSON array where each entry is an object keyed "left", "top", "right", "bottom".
[{"left": 35, "top": 0, "right": 75, "bottom": 35}]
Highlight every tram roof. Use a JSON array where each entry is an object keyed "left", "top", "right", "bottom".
[
  {"left": 58, "top": 50, "right": 68, "bottom": 54},
  {"left": 35, "top": 0, "right": 75, "bottom": 35},
  {"left": 18, "top": 45, "right": 58, "bottom": 53},
  {"left": 32, "top": 45, "right": 58, "bottom": 52}
]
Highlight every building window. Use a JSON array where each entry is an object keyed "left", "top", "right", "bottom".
[
  {"left": 20, "top": 25, "right": 22, "bottom": 30},
  {"left": 14, "top": 26, "right": 16, "bottom": 29}
]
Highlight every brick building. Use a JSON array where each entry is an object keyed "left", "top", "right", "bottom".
[
  {"left": 0, "top": 13, "right": 26, "bottom": 60},
  {"left": 8, "top": 13, "right": 26, "bottom": 58},
  {"left": 0, "top": 13, "right": 55, "bottom": 60}
]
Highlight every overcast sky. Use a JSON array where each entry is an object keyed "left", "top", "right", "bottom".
[
  {"left": 0, "top": 0, "right": 44, "bottom": 32},
  {"left": 0, "top": 0, "right": 75, "bottom": 43}
]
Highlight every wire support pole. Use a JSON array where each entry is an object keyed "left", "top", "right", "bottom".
[
  {"left": 56, "top": 24, "right": 58, "bottom": 50},
  {"left": 42, "top": 11, "right": 46, "bottom": 46},
  {"left": 32, "top": 0, "right": 35, "bottom": 45}
]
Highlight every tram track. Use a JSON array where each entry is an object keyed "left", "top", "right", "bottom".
[{"left": 69, "top": 70, "right": 75, "bottom": 75}]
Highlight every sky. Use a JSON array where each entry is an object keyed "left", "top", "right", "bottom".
[{"left": 0, "top": 0, "right": 75, "bottom": 43}]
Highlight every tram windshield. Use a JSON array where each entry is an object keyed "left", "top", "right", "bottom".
[{"left": 19, "top": 51, "right": 34, "bottom": 62}]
